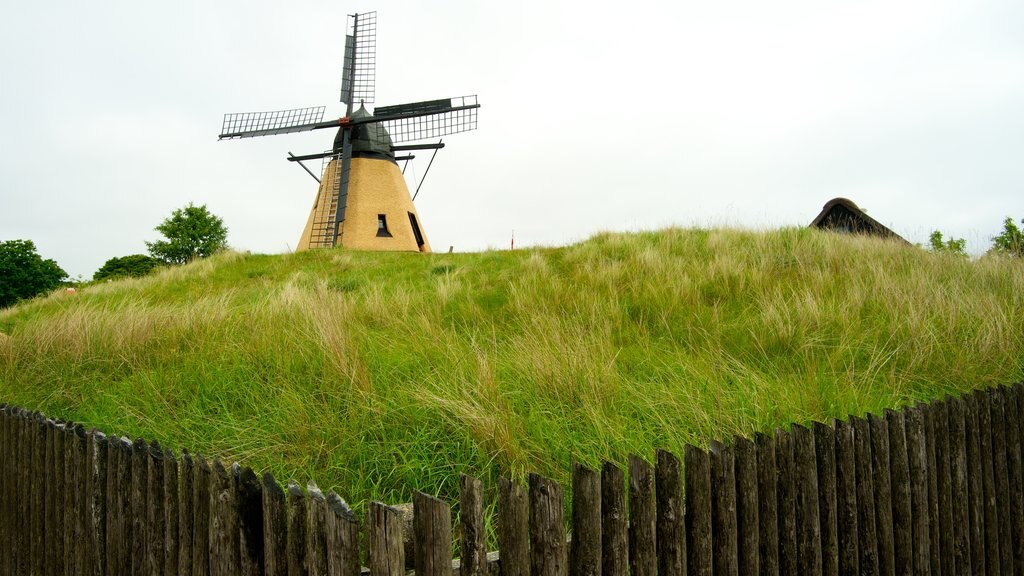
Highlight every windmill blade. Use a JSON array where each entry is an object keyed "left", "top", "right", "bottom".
[
  {"left": 219, "top": 106, "right": 327, "bottom": 139},
  {"left": 340, "top": 11, "right": 377, "bottom": 108},
  {"left": 374, "top": 95, "right": 479, "bottom": 144}
]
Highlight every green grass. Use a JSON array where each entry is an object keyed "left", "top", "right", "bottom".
[{"left": 1, "top": 227, "right": 1022, "bottom": 515}]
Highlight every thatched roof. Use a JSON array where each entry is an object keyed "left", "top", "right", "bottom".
[{"left": 809, "top": 198, "right": 908, "bottom": 243}]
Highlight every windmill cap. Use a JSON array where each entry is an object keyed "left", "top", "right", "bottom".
[{"left": 333, "top": 104, "right": 395, "bottom": 161}]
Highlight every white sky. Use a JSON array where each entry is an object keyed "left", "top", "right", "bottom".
[{"left": 2, "top": 0, "right": 1023, "bottom": 279}]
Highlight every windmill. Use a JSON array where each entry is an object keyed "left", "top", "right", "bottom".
[{"left": 218, "top": 11, "right": 480, "bottom": 252}]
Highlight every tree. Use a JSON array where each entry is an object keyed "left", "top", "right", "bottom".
[
  {"left": 93, "top": 254, "right": 162, "bottom": 281},
  {"left": 928, "top": 230, "right": 967, "bottom": 257},
  {"left": 991, "top": 217, "right": 1024, "bottom": 258},
  {"left": 0, "top": 239, "right": 68, "bottom": 308},
  {"left": 146, "top": 203, "right": 229, "bottom": 264}
]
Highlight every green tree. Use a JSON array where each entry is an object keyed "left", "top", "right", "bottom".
[
  {"left": 146, "top": 203, "right": 229, "bottom": 264},
  {"left": 991, "top": 217, "right": 1024, "bottom": 257},
  {"left": 93, "top": 254, "right": 162, "bottom": 281},
  {"left": 928, "top": 230, "right": 967, "bottom": 257},
  {"left": 0, "top": 239, "right": 68, "bottom": 308}
]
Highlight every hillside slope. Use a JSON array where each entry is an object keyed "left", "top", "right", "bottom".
[{"left": 1, "top": 227, "right": 1022, "bottom": 507}]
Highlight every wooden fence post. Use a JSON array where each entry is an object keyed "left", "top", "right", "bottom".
[
  {"left": 655, "top": 450, "right": 685, "bottom": 576},
  {"left": 684, "top": 444, "right": 711, "bottom": 576},
  {"left": 130, "top": 437, "right": 149, "bottom": 576},
  {"left": 148, "top": 442, "right": 167, "bottom": 576},
  {"left": 834, "top": 419, "right": 858, "bottom": 576},
  {"left": 935, "top": 400, "right": 956, "bottom": 576},
  {"left": 166, "top": 449, "right": 181, "bottom": 575},
  {"left": 776, "top": 428, "right": 798, "bottom": 576},
  {"left": 286, "top": 481, "right": 308, "bottom": 576},
  {"left": 262, "top": 473, "right": 288, "bottom": 576},
  {"left": 415, "top": 490, "right": 454, "bottom": 576},
  {"left": 0, "top": 407, "right": 8, "bottom": 575},
  {"left": 923, "top": 403, "right": 941, "bottom": 576},
  {"left": 755, "top": 432, "right": 780, "bottom": 576},
  {"left": 867, "top": 414, "right": 893, "bottom": 576},
  {"left": 30, "top": 416, "right": 45, "bottom": 576},
  {"left": 600, "top": 461, "right": 627, "bottom": 576},
  {"left": 570, "top": 463, "right": 601, "bottom": 576},
  {"left": 948, "top": 398, "right": 971, "bottom": 575},
  {"left": 210, "top": 460, "right": 241, "bottom": 576},
  {"left": 368, "top": 501, "right": 405, "bottom": 576},
  {"left": 812, "top": 422, "right": 837, "bottom": 576},
  {"left": 497, "top": 477, "right": 529, "bottom": 576},
  {"left": 238, "top": 466, "right": 265, "bottom": 576},
  {"left": 193, "top": 454, "right": 212, "bottom": 576},
  {"left": 851, "top": 416, "right": 878, "bottom": 575},
  {"left": 308, "top": 482, "right": 329, "bottom": 576},
  {"left": 973, "top": 390, "right": 999, "bottom": 575},
  {"left": 87, "top": 430, "right": 109, "bottom": 576},
  {"left": 43, "top": 418, "right": 57, "bottom": 575},
  {"left": 106, "top": 437, "right": 132, "bottom": 576},
  {"left": 793, "top": 424, "right": 821, "bottom": 576},
  {"left": 1002, "top": 385, "right": 1024, "bottom": 574},
  {"left": 903, "top": 405, "right": 930, "bottom": 576},
  {"left": 734, "top": 436, "right": 760, "bottom": 576},
  {"left": 27, "top": 412, "right": 42, "bottom": 573},
  {"left": 181, "top": 451, "right": 195, "bottom": 576},
  {"left": 0, "top": 407, "right": 6, "bottom": 574},
  {"left": 627, "top": 456, "right": 655, "bottom": 576},
  {"left": 461, "top": 474, "right": 488, "bottom": 576},
  {"left": 709, "top": 441, "right": 737, "bottom": 576},
  {"left": 884, "top": 410, "right": 912, "bottom": 576},
  {"left": 991, "top": 389, "right": 1015, "bottom": 575},
  {"left": 326, "top": 492, "right": 360, "bottom": 576},
  {"left": 960, "top": 396, "right": 983, "bottom": 575},
  {"left": 529, "top": 474, "right": 566, "bottom": 576}
]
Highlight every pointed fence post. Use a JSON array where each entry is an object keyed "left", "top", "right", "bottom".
[
  {"left": 656, "top": 450, "right": 685, "bottom": 576},
  {"left": 460, "top": 474, "right": 488, "bottom": 576},
  {"left": 529, "top": 474, "right": 566, "bottom": 576},
  {"left": 287, "top": 481, "right": 308, "bottom": 576},
  {"left": 570, "top": 463, "right": 601, "bottom": 576},
  {"left": 326, "top": 492, "right": 360, "bottom": 576},
  {"left": 709, "top": 441, "right": 737, "bottom": 576},
  {"left": 180, "top": 451, "right": 195, "bottom": 576},
  {"left": 308, "top": 482, "right": 329, "bottom": 576},
  {"left": 498, "top": 477, "right": 529, "bottom": 576},
  {"left": 368, "top": 501, "right": 405, "bottom": 576},
  {"left": 734, "top": 436, "right": 760, "bottom": 576},
  {"left": 867, "top": 414, "right": 893, "bottom": 576},
  {"left": 165, "top": 449, "right": 180, "bottom": 575},
  {"left": 414, "top": 490, "right": 454, "bottom": 576},
  {"left": 262, "top": 473, "right": 287, "bottom": 576},
  {"left": 852, "top": 416, "right": 878, "bottom": 575},
  {"left": 684, "top": 445, "right": 712, "bottom": 576},
  {"left": 237, "top": 467, "right": 264, "bottom": 576},
  {"left": 627, "top": 456, "right": 655, "bottom": 576},
  {"left": 600, "top": 461, "right": 627, "bottom": 576},
  {"left": 812, "top": 422, "right": 837, "bottom": 576}
]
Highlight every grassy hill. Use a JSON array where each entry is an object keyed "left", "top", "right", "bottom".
[{"left": 1, "top": 227, "right": 1022, "bottom": 511}]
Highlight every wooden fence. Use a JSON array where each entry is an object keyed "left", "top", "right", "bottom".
[{"left": 2, "top": 382, "right": 1024, "bottom": 575}]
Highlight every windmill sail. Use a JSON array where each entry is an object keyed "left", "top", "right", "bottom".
[
  {"left": 340, "top": 11, "right": 376, "bottom": 108},
  {"left": 373, "top": 95, "right": 479, "bottom": 144},
  {"left": 219, "top": 106, "right": 327, "bottom": 139}
]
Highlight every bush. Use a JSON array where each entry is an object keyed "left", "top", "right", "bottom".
[
  {"left": 0, "top": 239, "right": 68, "bottom": 308},
  {"left": 928, "top": 230, "right": 967, "bottom": 257},
  {"left": 146, "top": 203, "right": 229, "bottom": 264},
  {"left": 991, "top": 217, "right": 1024, "bottom": 258},
  {"left": 94, "top": 254, "right": 162, "bottom": 281}
]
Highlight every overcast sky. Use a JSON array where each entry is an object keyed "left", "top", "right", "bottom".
[{"left": 2, "top": 0, "right": 1022, "bottom": 278}]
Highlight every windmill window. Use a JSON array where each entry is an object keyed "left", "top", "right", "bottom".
[{"left": 377, "top": 215, "right": 392, "bottom": 237}]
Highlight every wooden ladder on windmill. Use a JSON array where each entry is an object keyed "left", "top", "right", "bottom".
[{"left": 308, "top": 154, "right": 346, "bottom": 248}]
